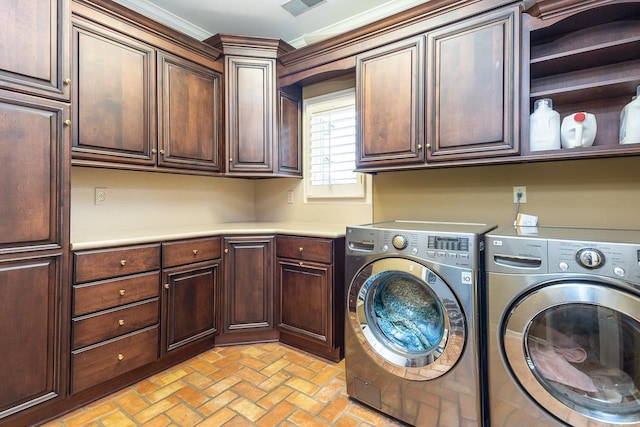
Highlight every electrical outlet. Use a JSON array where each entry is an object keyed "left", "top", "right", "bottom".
[
  {"left": 513, "top": 186, "right": 527, "bottom": 203},
  {"left": 95, "top": 187, "right": 107, "bottom": 205},
  {"left": 287, "top": 190, "right": 294, "bottom": 204}
]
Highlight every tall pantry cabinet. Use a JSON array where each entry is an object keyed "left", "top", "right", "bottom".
[{"left": 0, "top": 0, "right": 71, "bottom": 423}]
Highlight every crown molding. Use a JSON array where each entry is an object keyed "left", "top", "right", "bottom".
[{"left": 112, "top": 0, "right": 213, "bottom": 40}]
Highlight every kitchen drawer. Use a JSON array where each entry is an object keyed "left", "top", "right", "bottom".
[
  {"left": 162, "top": 237, "right": 221, "bottom": 268},
  {"left": 71, "top": 326, "right": 158, "bottom": 393},
  {"left": 73, "top": 272, "right": 160, "bottom": 316},
  {"left": 276, "top": 235, "right": 333, "bottom": 264},
  {"left": 74, "top": 244, "right": 161, "bottom": 283},
  {"left": 72, "top": 299, "right": 159, "bottom": 350}
]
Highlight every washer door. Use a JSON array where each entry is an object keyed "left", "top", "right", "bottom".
[
  {"left": 503, "top": 281, "right": 640, "bottom": 425},
  {"left": 348, "top": 257, "right": 465, "bottom": 381}
]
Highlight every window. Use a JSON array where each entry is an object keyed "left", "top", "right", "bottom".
[{"left": 303, "top": 88, "right": 365, "bottom": 199}]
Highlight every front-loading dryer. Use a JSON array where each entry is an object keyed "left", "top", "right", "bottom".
[
  {"left": 486, "top": 226, "right": 640, "bottom": 427},
  {"left": 345, "top": 220, "right": 496, "bottom": 426}
]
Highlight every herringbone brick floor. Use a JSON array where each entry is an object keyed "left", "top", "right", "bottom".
[{"left": 44, "top": 342, "right": 405, "bottom": 426}]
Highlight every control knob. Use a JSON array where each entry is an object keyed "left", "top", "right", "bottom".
[
  {"left": 576, "top": 248, "right": 604, "bottom": 269},
  {"left": 392, "top": 235, "right": 408, "bottom": 250}
]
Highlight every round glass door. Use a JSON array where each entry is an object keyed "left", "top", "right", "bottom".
[
  {"left": 348, "top": 257, "right": 465, "bottom": 381},
  {"left": 504, "top": 281, "right": 640, "bottom": 425}
]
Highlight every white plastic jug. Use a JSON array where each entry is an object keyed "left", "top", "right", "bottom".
[
  {"left": 620, "top": 85, "right": 640, "bottom": 144},
  {"left": 561, "top": 112, "right": 597, "bottom": 149},
  {"left": 529, "top": 98, "right": 560, "bottom": 151}
]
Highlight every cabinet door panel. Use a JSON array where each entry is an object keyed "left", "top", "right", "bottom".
[
  {"left": 278, "top": 87, "right": 302, "bottom": 176},
  {"left": 0, "top": 0, "right": 69, "bottom": 99},
  {"left": 0, "top": 257, "right": 60, "bottom": 418},
  {"left": 427, "top": 6, "right": 519, "bottom": 161},
  {"left": 357, "top": 36, "right": 425, "bottom": 168},
  {"left": 226, "top": 57, "right": 275, "bottom": 173},
  {"left": 72, "top": 20, "right": 156, "bottom": 164},
  {"left": 0, "top": 92, "right": 66, "bottom": 252},
  {"left": 163, "top": 263, "right": 219, "bottom": 352},
  {"left": 158, "top": 51, "right": 221, "bottom": 172}
]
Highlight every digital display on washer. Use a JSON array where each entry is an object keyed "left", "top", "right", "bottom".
[{"left": 428, "top": 236, "right": 469, "bottom": 252}]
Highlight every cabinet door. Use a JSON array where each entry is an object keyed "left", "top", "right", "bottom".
[
  {"left": 426, "top": 5, "right": 519, "bottom": 161},
  {"left": 162, "top": 262, "right": 220, "bottom": 352},
  {"left": 356, "top": 36, "right": 425, "bottom": 169},
  {"left": 158, "top": 51, "right": 222, "bottom": 172},
  {"left": 225, "top": 56, "right": 276, "bottom": 175},
  {"left": 277, "top": 259, "right": 336, "bottom": 357},
  {"left": 277, "top": 86, "right": 302, "bottom": 177},
  {"left": 71, "top": 18, "right": 156, "bottom": 165},
  {"left": 0, "top": 90, "right": 68, "bottom": 253},
  {"left": 0, "top": 0, "right": 70, "bottom": 100},
  {"left": 220, "top": 236, "right": 276, "bottom": 343},
  {"left": 0, "top": 256, "right": 62, "bottom": 419}
]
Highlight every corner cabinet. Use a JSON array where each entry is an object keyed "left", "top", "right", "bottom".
[
  {"left": 521, "top": 0, "right": 640, "bottom": 160},
  {"left": 206, "top": 34, "right": 302, "bottom": 177},
  {"left": 0, "top": 90, "right": 70, "bottom": 423},
  {"left": 276, "top": 236, "right": 345, "bottom": 362},
  {"left": 219, "top": 236, "right": 277, "bottom": 344},
  {"left": 426, "top": 4, "right": 519, "bottom": 162},
  {"left": 0, "top": 0, "right": 70, "bottom": 100},
  {"left": 70, "top": 0, "right": 223, "bottom": 174}
]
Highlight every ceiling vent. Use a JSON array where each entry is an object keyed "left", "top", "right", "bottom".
[{"left": 281, "top": 0, "right": 326, "bottom": 17}]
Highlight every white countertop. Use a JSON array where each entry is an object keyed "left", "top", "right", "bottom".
[{"left": 71, "top": 222, "right": 349, "bottom": 250}]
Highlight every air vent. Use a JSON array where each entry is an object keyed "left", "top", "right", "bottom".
[{"left": 281, "top": 0, "right": 326, "bottom": 17}]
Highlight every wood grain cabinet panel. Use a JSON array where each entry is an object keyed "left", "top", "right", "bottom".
[
  {"left": 356, "top": 36, "right": 425, "bottom": 169},
  {"left": 0, "top": 0, "right": 70, "bottom": 100},
  {"left": 278, "top": 86, "right": 302, "bottom": 176},
  {"left": 74, "top": 244, "right": 161, "bottom": 283},
  {"left": 0, "top": 256, "right": 62, "bottom": 419},
  {"left": 426, "top": 5, "right": 519, "bottom": 161},
  {"left": 158, "top": 51, "right": 222, "bottom": 172},
  {"left": 71, "top": 19, "right": 156, "bottom": 164}
]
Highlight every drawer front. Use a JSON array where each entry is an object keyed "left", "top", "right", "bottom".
[
  {"left": 72, "top": 299, "right": 159, "bottom": 350},
  {"left": 73, "top": 272, "right": 160, "bottom": 316},
  {"left": 276, "top": 236, "right": 333, "bottom": 263},
  {"left": 74, "top": 244, "right": 161, "bottom": 283},
  {"left": 71, "top": 326, "right": 158, "bottom": 393},
  {"left": 162, "top": 237, "right": 221, "bottom": 268}
]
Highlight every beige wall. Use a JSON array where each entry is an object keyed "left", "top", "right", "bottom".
[
  {"left": 71, "top": 167, "right": 257, "bottom": 234},
  {"left": 373, "top": 157, "right": 640, "bottom": 230}
]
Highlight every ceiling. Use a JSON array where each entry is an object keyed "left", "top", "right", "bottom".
[{"left": 113, "top": 0, "right": 429, "bottom": 48}]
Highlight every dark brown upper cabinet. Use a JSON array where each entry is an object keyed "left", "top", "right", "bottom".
[
  {"left": 356, "top": 36, "right": 426, "bottom": 170},
  {"left": 426, "top": 4, "right": 520, "bottom": 162},
  {"left": 206, "top": 34, "right": 302, "bottom": 177},
  {"left": 0, "top": 0, "right": 70, "bottom": 100},
  {"left": 70, "top": 0, "right": 223, "bottom": 175}
]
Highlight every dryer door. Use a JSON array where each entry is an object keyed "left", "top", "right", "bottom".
[
  {"left": 347, "top": 257, "right": 465, "bottom": 381},
  {"left": 503, "top": 281, "right": 640, "bottom": 426}
]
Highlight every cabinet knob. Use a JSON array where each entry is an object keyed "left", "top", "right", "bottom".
[
  {"left": 64, "top": 78, "right": 71, "bottom": 85},
  {"left": 118, "top": 319, "right": 125, "bottom": 326},
  {"left": 159, "top": 149, "right": 165, "bottom": 154},
  {"left": 426, "top": 144, "right": 432, "bottom": 149},
  {"left": 64, "top": 119, "right": 71, "bottom": 126},
  {"left": 417, "top": 144, "right": 423, "bottom": 150},
  {"left": 151, "top": 148, "right": 157, "bottom": 154},
  {"left": 299, "top": 261, "right": 304, "bottom": 266},
  {"left": 298, "top": 247, "right": 303, "bottom": 252},
  {"left": 165, "top": 283, "right": 170, "bottom": 289},
  {"left": 120, "top": 259, "right": 127, "bottom": 266},
  {"left": 193, "top": 249, "right": 199, "bottom": 255},
  {"left": 224, "top": 248, "right": 229, "bottom": 254},
  {"left": 119, "top": 289, "right": 126, "bottom": 296},
  {"left": 117, "top": 353, "right": 124, "bottom": 361},
  {"left": 229, "top": 158, "right": 233, "bottom": 162}
]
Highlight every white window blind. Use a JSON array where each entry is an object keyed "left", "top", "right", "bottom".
[{"left": 304, "top": 89, "right": 365, "bottom": 199}]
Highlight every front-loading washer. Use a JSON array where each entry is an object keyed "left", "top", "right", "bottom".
[
  {"left": 345, "top": 220, "right": 496, "bottom": 426},
  {"left": 486, "top": 226, "right": 640, "bottom": 426}
]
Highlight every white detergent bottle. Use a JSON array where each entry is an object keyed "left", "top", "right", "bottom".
[
  {"left": 561, "top": 112, "right": 597, "bottom": 148},
  {"left": 529, "top": 98, "right": 560, "bottom": 151},
  {"left": 620, "top": 85, "right": 640, "bottom": 144}
]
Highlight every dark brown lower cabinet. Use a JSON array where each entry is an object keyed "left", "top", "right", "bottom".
[
  {"left": 276, "top": 236, "right": 345, "bottom": 362},
  {"left": 219, "top": 236, "right": 277, "bottom": 345}
]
